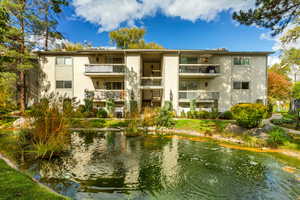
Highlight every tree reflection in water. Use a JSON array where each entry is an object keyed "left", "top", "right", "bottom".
[{"left": 22, "top": 132, "right": 300, "bottom": 200}]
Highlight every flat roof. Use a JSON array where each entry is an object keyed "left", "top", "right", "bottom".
[{"left": 36, "top": 49, "right": 273, "bottom": 56}]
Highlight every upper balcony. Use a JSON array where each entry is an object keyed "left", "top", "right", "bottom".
[
  {"left": 85, "top": 64, "right": 125, "bottom": 77},
  {"left": 140, "top": 77, "right": 163, "bottom": 89},
  {"left": 179, "top": 64, "right": 221, "bottom": 78},
  {"left": 178, "top": 91, "right": 219, "bottom": 103}
]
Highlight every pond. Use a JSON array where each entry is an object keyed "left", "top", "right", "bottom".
[{"left": 21, "top": 131, "right": 300, "bottom": 200}]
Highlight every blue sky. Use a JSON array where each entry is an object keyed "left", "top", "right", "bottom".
[
  {"left": 54, "top": 0, "right": 292, "bottom": 65},
  {"left": 57, "top": 8, "right": 273, "bottom": 51}
]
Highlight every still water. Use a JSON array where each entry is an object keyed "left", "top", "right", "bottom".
[{"left": 23, "top": 132, "right": 300, "bottom": 200}]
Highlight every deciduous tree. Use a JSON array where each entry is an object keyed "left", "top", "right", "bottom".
[
  {"left": 268, "top": 71, "right": 292, "bottom": 103},
  {"left": 109, "top": 27, "right": 163, "bottom": 49}
]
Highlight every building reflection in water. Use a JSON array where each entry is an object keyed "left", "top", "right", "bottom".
[{"left": 37, "top": 132, "right": 180, "bottom": 195}]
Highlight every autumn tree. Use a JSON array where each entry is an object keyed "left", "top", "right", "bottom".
[
  {"left": 109, "top": 27, "right": 164, "bottom": 49},
  {"left": 233, "top": 0, "right": 300, "bottom": 44},
  {"left": 268, "top": 71, "right": 292, "bottom": 104}
]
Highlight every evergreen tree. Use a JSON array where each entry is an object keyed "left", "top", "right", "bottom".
[{"left": 233, "top": 0, "right": 300, "bottom": 44}]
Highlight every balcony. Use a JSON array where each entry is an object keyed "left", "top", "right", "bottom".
[
  {"left": 140, "top": 77, "right": 163, "bottom": 89},
  {"left": 85, "top": 64, "right": 125, "bottom": 77},
  {"left": 179, "top": 64, "right": 221, "bottom": 78},
  {"left": 179, "top": 91, "right": 219, "bottom": 102},
  {"left": 93, "top": 90, "right": 126, "bottom": 102}
]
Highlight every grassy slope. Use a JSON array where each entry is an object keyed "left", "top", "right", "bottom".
[
  {"left": 175, "top": 119, "right": 231, "bottom": 133},
  {"left": 0, "top": 159, "right": 67, "bottom": 200}
]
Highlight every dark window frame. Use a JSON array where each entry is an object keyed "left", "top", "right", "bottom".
[
  {"left": 56, "top": 80, "right": 72, "bottom": 89},
  {"left": 233, "top": 81, "right": 250, "bottom": 90}
]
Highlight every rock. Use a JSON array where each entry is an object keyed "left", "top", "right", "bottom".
[
  {"left": 247, "top": 128, "right": 269, "bottom": 139},
  {"left": 224, "top": 124, "right": 247, "bottom": 134},
  {"left": 262, "top": 124, "right": 274, "bottom": 132},
  {"left": 12, "top": 117, "right": 33, "bottom": 128}
]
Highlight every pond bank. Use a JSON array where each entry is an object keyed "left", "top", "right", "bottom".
[
  {"left": 0, "top": 153, "right": 68, "bottom": 200},
  {"left": 147, "top": 126, "right": 300, "bottom": 162}
]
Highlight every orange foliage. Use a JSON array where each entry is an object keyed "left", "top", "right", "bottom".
[{"left": 268, "top": 71, "right": 292, "bottom": 102}]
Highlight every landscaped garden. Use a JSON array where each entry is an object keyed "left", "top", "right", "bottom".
[{"left": 1, "top": 95, "right": 300, "bottom": 199}]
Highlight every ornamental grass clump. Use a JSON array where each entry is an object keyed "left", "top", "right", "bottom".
[
  {"left": 231, "top": 103, "right": 267, "bottom": 129},
  {"left": 25, "top": 94, "right": 73, "bottom": 159}
]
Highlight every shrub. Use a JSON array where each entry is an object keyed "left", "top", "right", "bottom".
[
  {"left": 129, "top": 100, "right": 138, "bottom": 114},
  {"left": 198, "top": 111, "right": 209, "bottom": 119},
  {"left": 219, "top": 111, "right": 233, "bottom": 120},
  {"left": 267, "top": 126, "right": 290, "bottom": 148},
  {"left": 142, "top": 107, "right": 157, "bottom": 127},
  {"left": 190, "top": 99, "right": 196, "bottom": 112},
  {"left": 267, "top": 103, "right": 273, "bottom": 118},
  {"left": 106, "top": 98, "right": 115, "bottom": 118},
  {"left": 164, "top": 101, "right": 173, "bottom": 111},
  {"left": 180, "top": 110, "right": 186, "bottom": 118},
  {"left": 155, "top": 108, "right": 175, "bottom": 128},
  {"left": 231, "top": 103, "right": 267, "bottom": 128},
  {"left": 208, "top": 111, "right": 219, "bottom": 119},
  {"left": 97, "top": 108, "right": 108, "bottom": 118}
]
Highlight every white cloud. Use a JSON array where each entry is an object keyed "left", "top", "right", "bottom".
[
  {"left": 268, "top": 55, "right": 281, "bottom": 66},
  {"left": 72, "top": 0, "right": 255, "bottom": 32},
  {"left": 260, "top": 24, "right": 300, "bottom": 66},
  {"left": 260, "top": 24, "right": 300, "bottom": 51}
]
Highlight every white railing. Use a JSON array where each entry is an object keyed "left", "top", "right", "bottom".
[
  {"left": 141, "top": 77, "right": 162, "bottom": 86},
  {"left": 179, "top": 91, "right": 219, "bottom": 100},
  {"left": 93, "top": 90, "right": 126, "bottom": 101},
  {"left": 85, "top": 64, "right": 125, "bottom": 73}
]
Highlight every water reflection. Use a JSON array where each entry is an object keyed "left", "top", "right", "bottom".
[{"left": 24, "top": 132, "right": 300, "bottom": 200}]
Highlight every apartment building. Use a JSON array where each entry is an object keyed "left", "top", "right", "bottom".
[{"left": 37, "top": 49, "right": 271, "bottom": 115}]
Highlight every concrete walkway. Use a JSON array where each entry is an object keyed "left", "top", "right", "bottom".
[{"left": 266, "top": 113, "right": 300, "bottom": 135}]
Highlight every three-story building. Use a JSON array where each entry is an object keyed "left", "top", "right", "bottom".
[{"left": 37, "top": 49, "right": 271, "bottom": 115}]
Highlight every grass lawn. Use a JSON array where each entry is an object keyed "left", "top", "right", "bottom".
[
  {"left": 0, "top": 159, "right": 68, "bottom": 200},
  {"left": 70, "top": 118, "right": 129, "bottom": 128},
  {"left": 175, "top": 119, "right": 232, "bottom": 133}
]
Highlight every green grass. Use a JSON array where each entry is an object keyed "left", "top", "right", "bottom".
[
  {"left": 0, "top": 159, "right": 68, "bottom": 200},
  {"left": 174, "top": 119, "right": 232, "bottom": 133},
  {"left": 70, "top": 118, "right": 129, "bottom": 129}
]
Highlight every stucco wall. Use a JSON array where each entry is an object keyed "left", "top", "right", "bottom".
[
  {"left": 73, "top": 56, "right": 94, "bottom": 103},
  {"left": 125, "top": 54, "right": 141, "bottom": 110},
  {"left": 207, "top": 56, "right": 232, "bottom": 112},
  {"left": 40, "top": 56, "right": 56, "bottom": 96},
  {"left": 231, "top": 56, "right": 267, "bottom": 106},
  {"left": 163, "top": 54, "right": 179, "bottom": 111}
]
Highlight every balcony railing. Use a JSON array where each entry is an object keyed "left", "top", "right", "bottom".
[
  {"left": 179, "top": 91, "right": 219, "bottom": 101},
  {"left": 85, "top": 64, "right": 125, "bottom": 74},
  {"left": 141, "top": 77, "right": 162, "bottom": 87},
  {"left": 179, "top": 65, "right": 220, "bottom": 74},
  {"left": 93, "top": 90, "right": 126, "bottom": 101}
]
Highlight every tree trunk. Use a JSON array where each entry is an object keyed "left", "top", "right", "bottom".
[
  {"left": 45, "top": 5, "right": 49, "bottom": 50},
  {"left": 19, "top": 0, "right": 26, "bottom": 114},
  {"left": 19, "top": 71, "right": 25, "bottom": 113}
]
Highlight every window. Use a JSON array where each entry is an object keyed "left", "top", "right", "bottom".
[
  {"left": 233, "top": 57, "right": 250, "bottom": 65},
  {"left": 179, "top": 80, "right": 199, "bottom": 90},
  {"left": 233, "top": 81, "right": 249, "bottom": 89},
  {"left": 180, "top": 56, "right": 198, "bottom": 64},
  {"left": 104, "top": 82, "right": 123, "bottom": 90},
  {"left": 56, "top": 57, "right": 73, "bottom": 65},
  {"left": 56, "top": 80, "right": 72, "bottom": 89}
]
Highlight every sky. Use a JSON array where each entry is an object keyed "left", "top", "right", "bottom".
[{"left": 54, "top": 0, "right": 300, "bottom": 65}]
